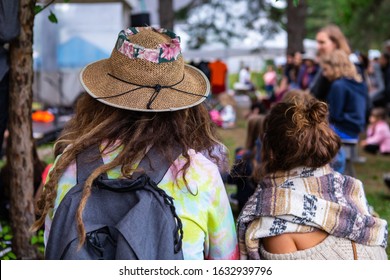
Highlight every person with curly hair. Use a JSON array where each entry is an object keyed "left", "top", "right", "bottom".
[{"left": 237, "top": 90, "right": 387, "bottom": 260}]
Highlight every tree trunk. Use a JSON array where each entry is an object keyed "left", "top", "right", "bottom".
[
  {"left": 8, "top": 0, "right": 38, "bottom": 259},
  {"left": 287, "top": 0, "right": 307, "bottom": 54},
  {"left": 159, "top": 0, "right": 174, "bottom": 30}
]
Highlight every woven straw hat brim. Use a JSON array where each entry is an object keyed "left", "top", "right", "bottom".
[{"left": 80, "top": 59, "right": 210, "bottom": 112}]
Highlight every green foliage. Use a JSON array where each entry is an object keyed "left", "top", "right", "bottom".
[
  {"left": 0, "top": 220, "right": 45, "bottom": 260},
  {"left": 34, "top": 5, "right": 43, "bottom": 15},
  {"left": 0, "top": 221, "right": 16, "bottom": 260},
  {"left": 34, "top": 0, "right": 70, "bottom": 23},
  {"left": 306, "top": 0, "right": 390, "bottom": 51},
  {"left": 30, "top": 229, "right": 45, "bottom": 255},
  {"left": 48, "top": 10, "right": 58, "bottom": 24},
  {"left": 228, "top": 73, "right": 239, "bottom": 90},
  {"left": 305, "top": 0, "right": 335, "bottom": 38}
]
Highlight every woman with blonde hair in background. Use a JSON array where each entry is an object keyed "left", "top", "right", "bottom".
[
  {"left": 237, "top": 90, "right": 387, "bottom": 260},
  {"left": 321, "top": 49, "right": 369, "bottom": 140}
]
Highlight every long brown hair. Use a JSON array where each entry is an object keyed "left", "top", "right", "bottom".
[
  {"left": 32, "top": 93, "right": 222, "bottom": 245},
  {"left": 255, "top": 91, "right": 340, "bottom": 180},
  {"left": 319, "top": 24, "right": 351, "bottom": 55},
  {"left": 245, "top": 114, "right": 266, "bottom": 151}
]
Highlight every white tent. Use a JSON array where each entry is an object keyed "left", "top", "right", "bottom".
[{"left": 178, "top": 25, "right": 317, "bottom": 73}]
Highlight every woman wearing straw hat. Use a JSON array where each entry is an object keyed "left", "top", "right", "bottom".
[{"left": 32, "top": 27, "right": 239, "bottom": 260}]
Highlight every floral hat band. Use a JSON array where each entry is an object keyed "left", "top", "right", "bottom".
[
  {"left": 116, "top": 27, "right": 182, "bottom": 64},
  {"left": 80, "top": 27, "right": 210, "bottom": 112}
]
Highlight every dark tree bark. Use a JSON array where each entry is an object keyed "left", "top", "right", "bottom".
[
  {"left": 8, "top": 0, "right": 38, "bottom": 259},
  {"left": 159, "top": 0, "right": 174, "bottom": 30},
  {"left": 287, "top": 0, "right": 307, "bottom": 54}
]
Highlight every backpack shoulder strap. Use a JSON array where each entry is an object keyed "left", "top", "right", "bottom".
[
  {"left": 76, "top": 144, "right": 182, "bottom": 185},
  {"left": 76, "top": 144, "right": 107, "bottom": 184},
  {"left": 135, "top": 144, "right": 182, "bottom": 184}
]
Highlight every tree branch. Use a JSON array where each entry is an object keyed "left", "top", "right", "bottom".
[{"left": 35, "top": 0, "right": 56, "bottom": 15}]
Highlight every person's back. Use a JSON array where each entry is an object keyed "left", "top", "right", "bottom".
[
  {"left": 321, "top": 50, "right": 368, "bottom": 139},
  {"left": 237, "top": 90, "right": 388, "bottom": 260},
  {"left": 33, "top": 27, "right": 239, "bottom": 260},
  {"left": 327, "top": 78, "right": 367, "bottom": 138},
  {"left": 209, "top": 59, "right": 228, "bottom": 95}
]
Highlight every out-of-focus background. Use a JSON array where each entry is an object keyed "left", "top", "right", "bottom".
[{"left": 0, "top": 0, "right": 389, "bottom": 259}]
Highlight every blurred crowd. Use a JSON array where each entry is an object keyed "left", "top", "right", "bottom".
[{"left": 188, "top": 24, "right": 390, "bottom": 215}]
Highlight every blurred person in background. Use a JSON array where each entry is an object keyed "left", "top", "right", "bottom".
[
  {"left": 372, "top": 52, "right": 390, "bottom": 109},
  {"left": 367, "top": 53, "right": 385, "bottom": 102},
  {"left": 310, "top": 24, "right": 351, "bottom": 101},
  {"left": 228, "top": 114, "right": 266, "bottom": 214},
  {"left": 360, "top": 107, "right": 390, "bottom": 155},
  {"left": 297, "top": 51, "right": 319, "bottom": 91},
  {"left": 320, "top": 49, "right": 368, "bottom": 140},
  {"left": 263, "top": 64, "right": 277, "bottom": 101}
]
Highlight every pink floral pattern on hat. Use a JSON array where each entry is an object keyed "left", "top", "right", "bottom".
[
  {"left": 117, "top": 26, "right": 182, "bottom": 64},
  {"left": 118, "top": 41, "right": 134, "bottom": 58},
  {"left": 138, "top": 49, "right": 160, "bottom": 64},
  {"left": 160, "top": 38, "right": 181, "bottom": 61}
]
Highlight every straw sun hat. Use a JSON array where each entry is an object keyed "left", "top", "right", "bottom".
[{"left": 80, "top": 27, "right": 210, "bottom": 112}]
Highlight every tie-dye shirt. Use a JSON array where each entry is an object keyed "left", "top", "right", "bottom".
[{"left": 44, "top": 145, "right": 239, "bottom": 260}]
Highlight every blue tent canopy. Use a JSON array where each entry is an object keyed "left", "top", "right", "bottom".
[{"left": 57, "top": 36, "right": 109, "bottom": 68}]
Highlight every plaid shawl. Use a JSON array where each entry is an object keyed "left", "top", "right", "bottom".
[{"left": 237, "top": 165, "right": 388, "bottom": 260}]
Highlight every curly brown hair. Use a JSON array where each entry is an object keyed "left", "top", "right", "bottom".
[
  {"left": 255, "top": 90, "right": 341, "bottom": 180},
  {"left": 32, "top": 93, "right": 222, "bottom": 245}
]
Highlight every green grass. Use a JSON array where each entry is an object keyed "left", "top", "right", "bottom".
[
  {"left": 354, "top": 152, "right": 390, "bottom": 257},
  {"left": 228, "top": 72, "right": 266, "bottom": 92}
]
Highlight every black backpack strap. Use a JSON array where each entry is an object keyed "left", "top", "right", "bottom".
[
  {"left": 76, "top": 144, "right": 107, "bottom": 184},
  {"left": 134, "top": 144, "right": 182, "bottom": 184}
]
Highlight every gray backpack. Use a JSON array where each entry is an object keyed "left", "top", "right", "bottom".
[{"left": 45, "top": 145, "right": 184, "bottom": 260}]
